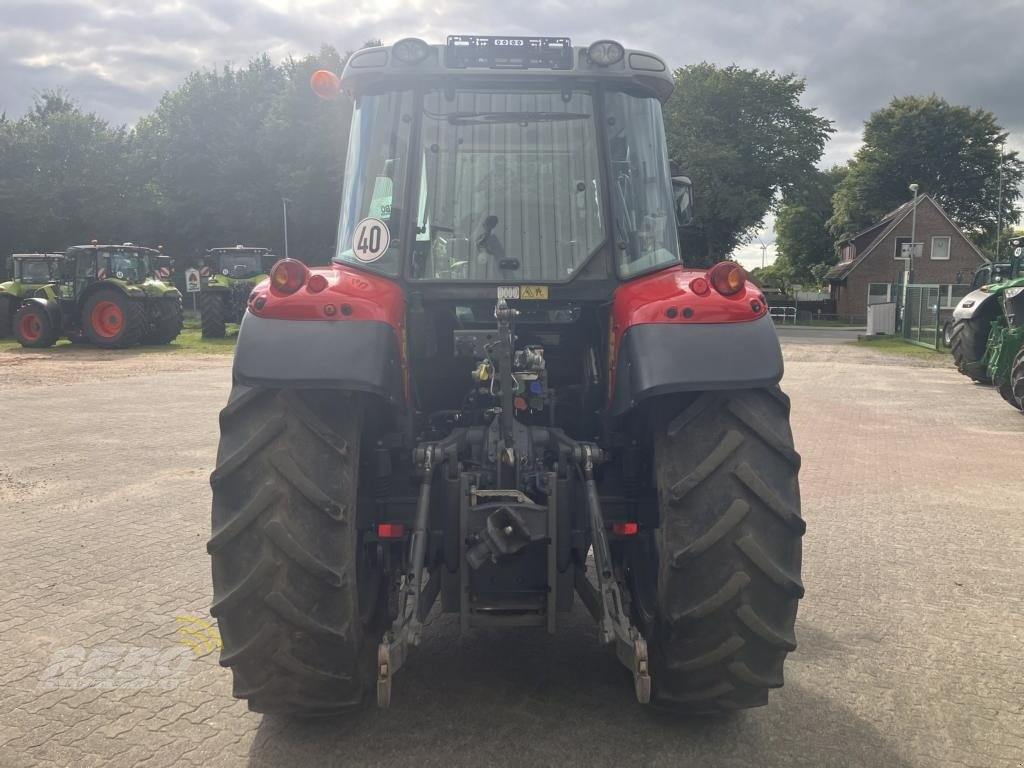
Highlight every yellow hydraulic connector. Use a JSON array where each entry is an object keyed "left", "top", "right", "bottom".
[{"left": 471, "top": 361, "right": 491, "bottom": 382}]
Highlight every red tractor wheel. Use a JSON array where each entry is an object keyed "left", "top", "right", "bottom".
[
  {"left": 14, "top": 304, "right": 58, "bottom": 348},
  {"left": 83, "top": 290, "right": 145, "bottom": 348}
]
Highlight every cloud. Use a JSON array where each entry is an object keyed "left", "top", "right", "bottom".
[
  {"left": 3, "top": 0, "right": 1023, "bottom": 143},
  {"left": 2, "top": 0, "right": 1021, "bottom": 261}
]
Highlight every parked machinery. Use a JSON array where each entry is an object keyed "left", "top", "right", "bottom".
[
  {"left": 208, "top": 36, "right": 804, "bottom": 715},
  {"left": 950, "top": 240, "right": 1024, "bottom": 410},
  {"left": 13, "top": 243, "right": 183, "bottom": 348}
]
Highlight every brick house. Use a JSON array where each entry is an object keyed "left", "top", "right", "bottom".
[{"left": 825, "top": 195, "right": 987, "bottom": 322}]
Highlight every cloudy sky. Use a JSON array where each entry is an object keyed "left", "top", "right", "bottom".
[{"left": 4, "top": 0, "right": 1022, "bottom": 267}]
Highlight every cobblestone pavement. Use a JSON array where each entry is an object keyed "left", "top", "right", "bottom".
[{"left": 1, "top": 342, "right": 1022, "bottom": 768}]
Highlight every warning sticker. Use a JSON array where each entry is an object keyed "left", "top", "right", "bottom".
[
  {"left": 519, "top": 285, "right": 548, "bottom": 300},
  {"left": 497, "top": 285, "right": 549, "bottom": 300},
  {"left": 352, "top": 218, "right": 391, "bottom": 263}
]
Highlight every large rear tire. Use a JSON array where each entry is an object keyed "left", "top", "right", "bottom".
[
  {"left": 950, "top": 304, "right": 999, "bottom": 383},
  {"left": 628, "top": 388, "right": 804, "bottom": 713},
  {"left": 83, "top": 289, "right": 145, "bottom": 348},
  {"left": 209, "top": 386, "right": 388, "bottom": 715},
  {"left": 14, "top": 303, "right": 58, "bottom": 348},
  {"left": 1008, "top": 347, "right": 1024, "bottom": 412},
  {"left": 142, "top": 298, "right": 184, "bottom": 345},
  {"left": 200, "top": 291, "right": 226, "bottom": 338}
]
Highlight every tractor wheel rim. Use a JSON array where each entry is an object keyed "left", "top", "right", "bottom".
[
  {"left": 20, "top": 314, "right": 41, "bottom": 341},
  {"left": 92, "top": 301, "right": 123, "bottom": 338}
]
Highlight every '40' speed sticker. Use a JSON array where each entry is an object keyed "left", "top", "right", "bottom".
[{"left": 352, "top": 217, "right": 391, "bottom": 263}]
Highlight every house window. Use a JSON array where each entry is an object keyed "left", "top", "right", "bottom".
[
  {"left": 894, "top": 237, "right": 912, "bottom": 259},
  {"left": 931, "top": 236, "right": 951, "bottom": 260},
  {"left": 868, "top": 283, "right": 891, "bottom": 304}
]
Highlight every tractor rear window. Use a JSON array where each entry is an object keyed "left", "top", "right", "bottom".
[
  {"left": 409, "top": 88, "right": 605, "bottom": 282},
  {"left": 18, "top": 261, "right": 55, "bottom": 283},
  {"left": 217, "top": 253, "right": 262, "bottom": 277}
]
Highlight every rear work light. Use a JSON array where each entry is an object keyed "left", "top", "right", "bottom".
[
  {"left": 588, "top": 40, "right": 625, "bottom": 67},
  {"left": 270, "top": 259, "right": 308, "bottom": 294},
  {"left": 707, "top": 261, "right": 747, "bottom": 296},
  {"left": 393, "top": 37, "right": 430, "bottom": 64}
]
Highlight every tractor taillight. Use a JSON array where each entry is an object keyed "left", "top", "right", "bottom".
[
  {"left": 270, "top": 259, "right": 308, "bottom": 294},
  {"left": 612, "top": 521, "right": 639, "bottom": 536},
  {"left": 377, "top": 523, "right": 406, "bottom": 539},
  {"left": 707, "top": 261, "right": 746, "bottom": 297},
  {"left": 307, "top": 274, "right": 328, "bottom": 293},
  {"left": 689, "top": 277, "right": 710, "bottom": 296}
]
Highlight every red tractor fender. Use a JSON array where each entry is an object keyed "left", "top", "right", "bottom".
[
  {"left": 234, "top": 264, "right": 409, "bottom": 407},
  {"left": 608, "top": 265, "right": 782, "bottom": 416}
]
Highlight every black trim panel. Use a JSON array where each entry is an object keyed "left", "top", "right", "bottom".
[
  {"left": 611, "top": 315, "right": 783, "bottom": 415},
  {"left": 233, "top": 313, "right": 404, "bottom": 403}
]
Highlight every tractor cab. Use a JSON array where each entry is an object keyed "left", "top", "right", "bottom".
[
  {"left": 972, "top": 261, "right": 1016, "bottom": 290},
  {"left": 325, "top": 36, "right": 681, "bottom": 300},
  {"left": 201, "top": 245, "right": 276, "bottom": 281},
  {"left": 63, "top": 243, "right": 165, "bottom": 292},
  {"left": 10, "top": 254, "right": 65, "bottom": 285}
]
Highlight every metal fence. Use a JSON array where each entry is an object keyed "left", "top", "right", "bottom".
[
  {"left": 769, "top": 306, "right": 797, "bottom": 324},
  {"left": 902, "top": 285, "right": 942, "bottom": 349}
]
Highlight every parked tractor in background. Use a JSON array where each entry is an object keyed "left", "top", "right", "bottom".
[
  {"left": 14, "top": 243, "right": 183, "bottom": 348},
  {"left": 0, "top": 254, "right": 66, "bottom": 337},
  {"left": 950, "top": 240, "right": 1024, "bottom": 410},
  {"left": 198, "top": 246, "right": 276, "bottom": 338},
  {"left": 209, "top": 36, "right": 804, "bottom": 716},
  {"left": 942, "top": 260, "right": 1015, "bottom": 347}
]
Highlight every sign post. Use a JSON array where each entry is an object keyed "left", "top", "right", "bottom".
[{"left": 185, "top": 267, "right": 200, "bottom": 313}]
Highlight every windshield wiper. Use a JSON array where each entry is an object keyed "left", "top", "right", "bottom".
[{"left": 447, "top": 111, "right": 590, "bottom": 126}]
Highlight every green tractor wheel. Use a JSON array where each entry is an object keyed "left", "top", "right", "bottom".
[
  {"left": 950, "top": 304, "right": 999, "bottom": 384},
  {"left": 200, "top": 291, "right": 227, "bottom": 338},
  {"left": 14, "top": 303, "right": 58, "bottom": 348},
  {"left": 143, "top": 298, "right": 184, "bottom": 345},
  {"left": 83, "top": 289, "right": 146, "bottom": 349},
  {"left": 1009, "top": 347, "right": 1024, "bottom": 412},
  {"left": 0, "top": 296, "right": 12, "bottom": 338}
]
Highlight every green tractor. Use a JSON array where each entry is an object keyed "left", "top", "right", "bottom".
[
  {"left": 14, "top": 243, "right": 184, "bottom": 349},
  {"left": 197, "top": 245, "right": 276, "bottom": 338},
  {"left": 950, "top": 239, "right": 1024, "bottom": 410},
  {"left": 0, "top": 253, "right": 67, "bottom": 337}
]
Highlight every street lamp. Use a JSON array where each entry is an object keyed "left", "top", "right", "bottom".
[
  {"left": 900, "top": 183, "right": 919, "bottom": 337},
  {"left": 281, "top": 198, "right": 292, "bottom": 260}
]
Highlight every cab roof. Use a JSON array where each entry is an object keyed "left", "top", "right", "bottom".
[
  {"left": 207, "top": 245, "right": 272, "bottom": 254},
  {"left": 341, "top": 36, "right": 675, "bottom": 102},
  {"left": 66, "top": 244, "right": 161, "bottom": 255}
]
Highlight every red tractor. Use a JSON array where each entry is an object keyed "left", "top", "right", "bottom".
[{"left": 209, "top": 36, "right": 803, "bottom": 715}]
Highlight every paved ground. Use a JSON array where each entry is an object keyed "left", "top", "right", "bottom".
[{"left": 1, "top": 339, "right": 1022, "bottom": 768}]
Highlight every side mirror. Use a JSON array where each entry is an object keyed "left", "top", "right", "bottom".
[{"left": 672, "top": 175, "right": 694, "bottom": 228}]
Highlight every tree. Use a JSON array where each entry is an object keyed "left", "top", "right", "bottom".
[
  {"left": 774, "top": 166, "right": 847, "bottom": 285},
  {"left": 664, "top": 64, "right": 834, "bottom": 267},
  {"left": 0, "top": 92, "right": 130, "bottom": 258},
  {"left": 828, "top": 95, "right": 1023, "bottom": 242}
]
